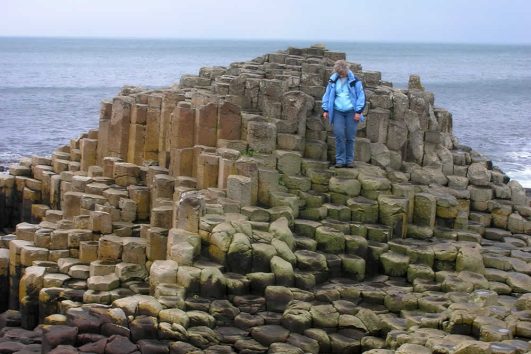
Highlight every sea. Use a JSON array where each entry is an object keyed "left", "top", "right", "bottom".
[{"left": 0, "top": 38, "right": 530, "bottom": 187}]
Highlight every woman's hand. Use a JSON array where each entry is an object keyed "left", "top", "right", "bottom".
[
  {"left": 323, "top": 112, "right": 328, "bottom": 120},
  {"left": 354, "top": 113, "right": 361, "bottom": 121}
]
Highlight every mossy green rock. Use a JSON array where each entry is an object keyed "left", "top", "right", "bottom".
[
  {"left": 270, "top": 256, "right": 294, "bottom": 287},
  {"left": 456, "top": 246, "right": 485, "bottom": 274},
  {"left": 345, "top": 235, "right": 368, "bottom": 257},
  {"left": 251, "top": 243, "right": 277, "bottom": 272},
  {"left": 329, "top": 177, "right": 361, "bottom": 197},
  {"left": 340, "top": 254, "right": 365, "bottom": 281},
  {"left": 347, "top": 196, "right": 379, "bottom": 223},
  {"left": 413, "top": 193, "right": 437, "bottom": 227},
  {"left": 281, "top": 309, "right": 312, "bottom": 333},
  {"left": 310, "top": 304, "right": 339, "bottom": 328},
  {"left": 356, "top": 308, "right": 383, "bottom": 334},
  {"left": 315, "top": 226, "right": 345, "bottom": 254},
  {"left": 271, "top": 238, "right": 296, "bottom": 265},
  {"left": 295, "top": 250, "right": 328, "bottom": 272},
  {"left": 380, "top": 251, "right": 410, "bottom": 277},
  {"left": 227, "top": 233, "right": 252, "bottom": 273},
  {"left": 269, "top": 216, "right": 295, "bottom": 250}
]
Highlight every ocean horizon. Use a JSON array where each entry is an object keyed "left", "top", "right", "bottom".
[
  {"left": 2, "top": 35, "right": 530, "bottom": 46},
  {"left": 0, "top": 37, "right": 530, "bottom": 187}
]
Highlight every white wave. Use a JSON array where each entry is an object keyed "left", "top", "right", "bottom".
[{"left": 508, "top": 166, "right": 531, "bottom": 188}]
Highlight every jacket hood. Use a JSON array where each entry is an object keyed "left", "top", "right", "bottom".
[{"left": 329, "top": 70, "right": 356, "bottom": 82}]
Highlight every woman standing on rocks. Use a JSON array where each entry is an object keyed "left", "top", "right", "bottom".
[{"left": 322, "top": 60, "right": 366, "bottom": 168}]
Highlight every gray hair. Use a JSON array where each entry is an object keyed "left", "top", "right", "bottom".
[{"left": 333, "top": 60, "right": 349, "bottom": 75}]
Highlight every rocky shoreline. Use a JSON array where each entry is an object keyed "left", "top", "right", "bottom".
[{"left": 0, "top": 45, "right": 529, "bottom": 354}]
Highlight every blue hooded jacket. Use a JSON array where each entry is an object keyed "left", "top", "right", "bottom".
[{"left": 322, "top": 70, "right": 366, "bottom": 125}]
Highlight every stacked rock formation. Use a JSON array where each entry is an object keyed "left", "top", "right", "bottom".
[{"left": 0, "top": 45, "right": 530, "bottom": 354}]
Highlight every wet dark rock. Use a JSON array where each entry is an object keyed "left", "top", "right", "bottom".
[
  {"left": 286, "top": 333, "right": 319, "bottom": 354},
  {"left": 0, "top": 341, "right": 25, "bottom": 353},
  {"left": 66, "top": 308, "right": 106, "bottom": 334},
  {"left": 215, "top": 326, "right": 249, "bottom": 344},
  {"left": 48, "top": 345, "right": 79, "bottom": 354},
  {"left": 281, "top": 308, "right": 312, "bottom": 333},
  {"left": 104, "top": 335, "right": 138, "bottom": 354},
  {"left": 100, "top": 323, "right": 131, "bottom": 338},
  {"left": 329, "top": 332, "right": 362, "bottom": 354},
  {"left": 78, "top": 338, "right": 107, "bottom": 354},
  {"left": 258, "top": 312, "right": 282, "bottom": 325},
  {"left": 232, "top": 295, "right": 266, "bottom": 315},
  {"left": 137, "top": 339, "right": 170, "bottom": 354},
  {"left": 209, "top": 300, "right": 240, "bottom": 326},
  {"left": 0, "top": 310, "right": 22, "bottom": 329},
  {"left": 186, "top": 310, "right": 215, "bottom": 328},
  {"left": 185, "top": 297, "right": 212, "bottom": 312},
  {"left": 250, "top": 325, "right": 290, "bottom": 346},
  {"left": 0, "top": 327, "right": 41, "bottom": 345},
  {"left": 76, "top": 333, "right": 107, "bottom": 346},
  {"left": 233, "top": 338, "right": 267, "bottom": 354},
  {"left": 129, "top": 316, "right": 158, "bottom": 342},
  {"left": 204, "top": 344, "right": 236, "bottom": 354},
  {"left": 268, "top": 342, "right": 304, "bottom": 354},
  {"left": 234, "top": 312, "right": 264, "bottom": 330},
  {"left": 169, "top": 341, "right": 201, "bottom": 354},
  {"left": 42, "top": 325, "right": 78, "bottom": 353},
  {"left": 187, "top": 326, "right": 221, "bottom": 349}
]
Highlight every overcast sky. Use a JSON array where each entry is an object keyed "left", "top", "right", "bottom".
[{"left": 1, "top": 0, "right": 530, "bottom": 44}]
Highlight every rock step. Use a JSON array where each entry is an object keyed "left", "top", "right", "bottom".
[
  {"left": 193, "top": 213, "right": 531, "bottom": 297},
  {"left": 9, "top": 214, "right": 528, "bottom": 323},
  {"left": 276, "top": 133, "right": 304, "bottom": 153},
  {"left": 25, "top": 276, "right": 531, "bottom": 352},
  {"left": 6, "top": 260, "right": 531, "bottom": 351}
]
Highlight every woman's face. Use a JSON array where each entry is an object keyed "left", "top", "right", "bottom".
[{"left": 338, "top": 70, "right": 347, "bottom": 78}]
